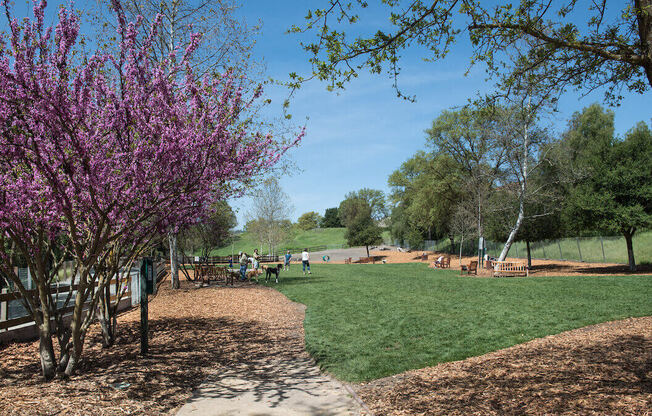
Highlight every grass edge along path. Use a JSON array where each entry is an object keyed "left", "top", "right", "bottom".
[{"left": 266, "top": 263, "right": 652, "bottom": 383}]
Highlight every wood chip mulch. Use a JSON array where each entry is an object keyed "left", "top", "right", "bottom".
[
  {"left": 354, "top": 316, "right": 652, "bottom": 416},
  {"left": 0, "top": 281, "right": 307, "bottom": 415},
  {"left": 371, "top": 250, "right": 652, "bottom": 277}
]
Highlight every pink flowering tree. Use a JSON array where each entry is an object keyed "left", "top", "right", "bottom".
[{"left": 0, "top": 0, "right": 300, "bottom": 379}]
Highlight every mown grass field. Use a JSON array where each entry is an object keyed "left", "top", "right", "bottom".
[
  {"left": 211, "top": 227, "right": 348, "bottom": 256},
  {"left": 264, "top": 263, "right": 652, "bottom": 382}
]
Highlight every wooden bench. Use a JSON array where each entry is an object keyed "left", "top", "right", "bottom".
[
  {"left": 493, "top": 261, "right": 528, "bottom": 277},
  {"left": 460, "top": 260, "right": 478, "bottom": 276},
  {"left": 344, "top": 257, "right": 352, "bottom": 264},
  {"left": 358, "top": 257, "right": 375, "bottom": 264},
  {"left": 434, "top": 256, "right": 450, "bottom": 269}
]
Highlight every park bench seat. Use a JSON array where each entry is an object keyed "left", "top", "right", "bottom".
[
  {"left": 434, "top": 256, "right": 450, "bottom": 269},
  {"left": 460, "top": 260, "right": 478, "bottom": 276},
  {"left": 493, "top": 261, "right": 528, "bottom": 277}
]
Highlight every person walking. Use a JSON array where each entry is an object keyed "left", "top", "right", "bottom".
[
  {"left": 239, "top": 251, "right": 248, "bottom": 281},
  {"left": 301, "top": 248, "right": 311, "bottom": 276},
  {"left": 284, "top": 250, "right": 292, "bottom": 270}
]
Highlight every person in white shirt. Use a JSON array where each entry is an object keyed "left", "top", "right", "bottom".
[{"left": 301, "top": 248, "right": 311, "bottom": 276}]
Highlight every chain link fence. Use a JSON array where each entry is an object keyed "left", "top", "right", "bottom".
[{"left": 395, "top": 231, "right": 652, "bottom": 265}]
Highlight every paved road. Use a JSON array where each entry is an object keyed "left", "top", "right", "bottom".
[{"left": 288, "top": 246, "right": 396, "bottom": 264}]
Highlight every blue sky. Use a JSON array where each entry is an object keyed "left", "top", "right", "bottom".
[
  {"left": 230, "top": 1, "right": 651, "bottom": 227},
  {"left": 3, "top": 1, "right": 650, "bottom": 228}
]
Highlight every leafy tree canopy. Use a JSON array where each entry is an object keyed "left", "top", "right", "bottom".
[
  {"left": 321, "top": 207, "right": 343, "bottom": 228},
  {"left": 297, "top": 211, "right": 322, "bottom": 230},
  {"left": 344, "top": 188, "right": 389, "bottom": 220},
  {"left": 562, "top": 105, "right": 652, "bottom": 270},
  {"left": 290, "top": 0, "right": 652, "bottom": 104}
]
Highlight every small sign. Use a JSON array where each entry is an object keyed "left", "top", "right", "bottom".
[{"left": 140, "top": 258, "right": 155, "bottom": 295}]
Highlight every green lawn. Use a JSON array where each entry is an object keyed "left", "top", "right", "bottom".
[
  {"left": 211, "top": 228, "right": 347, "bottom": 256},
  {"left": 263, "top": 263, "right": 652, "bottom": 382}
]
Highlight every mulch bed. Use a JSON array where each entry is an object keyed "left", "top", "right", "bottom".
[
  {"left": 0, "top": 281, "right": 307, "bottom": 415},
  {"left": 354, "top": 317, "right": 652, "bottom": 415}
]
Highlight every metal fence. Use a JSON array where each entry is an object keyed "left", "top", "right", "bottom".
[{"left": 396, "top": 232, "right": 651, "bottom": 265}]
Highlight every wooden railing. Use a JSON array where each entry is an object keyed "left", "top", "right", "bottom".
[{"left": 0, "top": 277, "right": 131, "bottom": 332}]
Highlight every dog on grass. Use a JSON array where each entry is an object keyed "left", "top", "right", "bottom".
[
  {"left": 246, "top": 269, "right": 262, "bottom": 282},
  {"left": 264, "top": 264, "right": 282, "bottom": 283}
]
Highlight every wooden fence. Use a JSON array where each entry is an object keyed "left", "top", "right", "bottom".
[{"left": 0, "top": 277, "right": 132, "bottom": 332}]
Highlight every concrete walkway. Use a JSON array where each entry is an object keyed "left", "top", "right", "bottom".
[{"left": 176, "top": 355, "right": 363, "bottom": 416}]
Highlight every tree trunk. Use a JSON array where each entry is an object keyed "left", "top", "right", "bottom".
[
  {"left": 498, "top": 201, "right": 524, "bottom": 261},
  {"left": 459, "top": 235, "right": 464, "bottom": 266},
  {"left": 635, "top": 0, "right": 652, "bottom": 88},
  {"left": 38, "top": 321, "right": 57, "bottom": 380},
  {"left": 168, "top": 232, "right": 180, "bottom": 289},
  {"left": 365, "top": 245, "right": 370, "bottom": 257},
  {"left": 449, "top": 236, "right": 455, "bottom": 254},
  {"left": 623, "top": 229, "right": 637, "bottom": 271},
  {"left": 477, "top": 196, "right": 483, "bottom": 264},
  {"left": 98, "top": 284, "right": 116, "bottom": 348},
  {"left": 526, "top": 240, "right": 532, "bottom": 268},
  {"left": 499, "top": 108, "right": 529, "bottom": 262}
]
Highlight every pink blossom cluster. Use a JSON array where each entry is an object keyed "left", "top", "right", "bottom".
[{"left": 0, "top": 0, "right": 301, "bottom": 262}]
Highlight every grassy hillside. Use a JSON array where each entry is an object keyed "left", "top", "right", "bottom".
[{"left": 211, "top": 227, "right": 347, "bottom": 256}]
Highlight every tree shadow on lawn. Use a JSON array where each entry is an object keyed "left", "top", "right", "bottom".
[
  {"left": 357, "top": 332, "right": 651, "bottom": 415},
  {"left": 0, "top": 315, "right": 319, "bottom": 415}
]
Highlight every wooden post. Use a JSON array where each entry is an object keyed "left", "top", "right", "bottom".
[
  {"left": 0, "top": 288, "right": 7, "bottom": 333},
  {"left": 140, "top": 260, "right": 149, "bottom": 356}
]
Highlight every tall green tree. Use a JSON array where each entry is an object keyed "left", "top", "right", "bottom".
[
  {"left": 291, "top": 1, "right": 651, "bottom": 104},
  {"left": 426, "top": 105, "right": 507, "bottom": 257},
  {"left": 297, "top": 211, "right": 322, "bottom": 230},
  {"left": 342, "top": 201, "right": 383, "bottom": 257},
  {"left": 563, "top": 106, "right": 652, "bottom": 271},
  {"left": 320, "top": 207, "right": 343, "bottom": 228},
  {"left": 344, "top": 188, "right": 389, "bottom": 221},
  {"left": 388, "top": 151, "right": 465, "bottom": 246},
  {"left": 339, "top": 196, "right": 373, "bottom": 227}
]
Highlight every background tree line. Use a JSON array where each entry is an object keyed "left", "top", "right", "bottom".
[{"left": 388, "top": 102, "right": 651, "bottom": 271}]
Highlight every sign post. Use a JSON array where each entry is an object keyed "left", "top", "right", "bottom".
[
  {"left": 140, "top": 257, "right": 154, "bottom": 355},
  {"left": 478, "top": 237, "right": 485, "bottom": 268}
]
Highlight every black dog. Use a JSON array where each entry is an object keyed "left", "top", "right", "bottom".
[{"left": 265, "top": 263, "right": 282, "bottom": 283}]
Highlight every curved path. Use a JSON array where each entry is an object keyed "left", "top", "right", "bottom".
[
  {"left": 176, "top": 355, "right": 362, "bottom": 415},
  {"left": 175, "top": 286, "right": 365, "bottom": 416}
]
